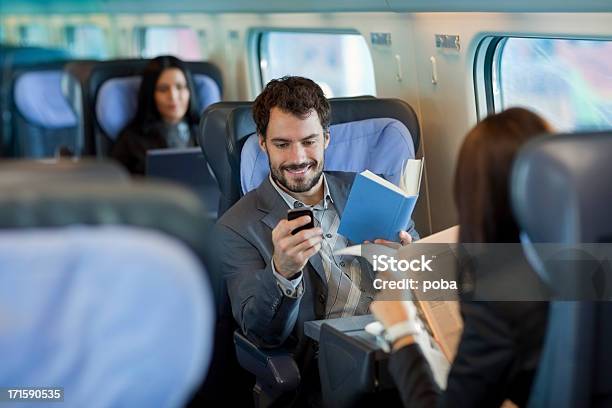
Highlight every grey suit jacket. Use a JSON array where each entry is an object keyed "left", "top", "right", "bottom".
[{"left": 215, "top": 171, "right": 417, "bottom": 364}]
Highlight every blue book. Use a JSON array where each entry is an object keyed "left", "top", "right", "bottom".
[{"left": 338, "top": 159, "right": 423, "bottom": 243}]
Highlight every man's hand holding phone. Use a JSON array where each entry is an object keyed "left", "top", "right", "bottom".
[{"left": 272, "top": 208, "right": 322, "bottom": 279}]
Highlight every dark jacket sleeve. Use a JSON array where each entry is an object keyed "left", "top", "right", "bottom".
[
  {"left": 215, "top": 222, "right": 303, "bottom": 348},
  {"left": 388, "top": 301, "right": 518, "bottom": 408},
  {"left": 110, "top": 126, "right": 167, "bottom": 175},
  {"left": 110, "top": 129, "right": 138, "bottom": 174}
]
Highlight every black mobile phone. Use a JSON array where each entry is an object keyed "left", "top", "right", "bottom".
[{"left": 287, "top": 207, "right": 314, "bottom": 235}]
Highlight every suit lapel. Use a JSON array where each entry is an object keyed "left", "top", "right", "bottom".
[
  {"left": 257, "top": 178, "right": 288, "bottom": 231},
  {"left": 325, "top": 172, "right": 351, "bottom": 218},
  {"left": 326, "top": 172, "right": 358, "bottom": 245}
]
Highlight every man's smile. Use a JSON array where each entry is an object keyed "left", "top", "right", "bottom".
[{"left": 283, "top": 163, "right": 314, "bottom": 176}]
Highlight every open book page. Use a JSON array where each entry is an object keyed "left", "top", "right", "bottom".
[
  {"left": 415, "top": 299, "right": 463, "bottom": 362},
  {"left": 405, "top": 301, "right": 451, "bottom": 389},
  {"left": 409, "top": 225, "right": 462, "bottom": 361},
  {"left": 400, "top": 158, "right": 424, "bottom": 196},
  {"left": 417, "top": 225, "right": 459, "bottom": 244},
  {"left": 333, "top": 225, "right": 458, "bottom": 258},
  {"left": 334, "top": 241, "right": 399, "bottom": 258},
  {"left": 361, "top": 170, "right": 407, "bottom": 196},
  {"left": 398, "top": 226, "right": 463, "bottom": 362}
]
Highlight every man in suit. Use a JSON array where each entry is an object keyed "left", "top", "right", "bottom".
[{"left": 215, "top": 76, "right": 418, "bottom": 390}]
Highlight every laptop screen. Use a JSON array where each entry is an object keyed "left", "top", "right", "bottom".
[{"left": 146, "top": 147, "right": 219, "bottom": 218}]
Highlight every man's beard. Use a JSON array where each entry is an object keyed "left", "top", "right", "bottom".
[{"left": 270, "top": 159, "right": 324, "bottom": 193}]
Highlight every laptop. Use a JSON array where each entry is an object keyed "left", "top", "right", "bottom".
[{"left": 146, "top": 147, "right": 219, "bottom": 218}]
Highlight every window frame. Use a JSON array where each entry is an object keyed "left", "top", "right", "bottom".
[
  {"left": 474, "top": 34, "right": 612, "bottom": 122},
  {"left": 248, "top": 28, "right": 376, "bottom": 98},
  {"left": 17, "top": 24, "right": 51, "bottom": 46}
]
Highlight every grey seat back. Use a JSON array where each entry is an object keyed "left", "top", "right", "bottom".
[
  {"left": 0, "top": 226, "right": 214, "bottom": 407},
  {"left": 511, "top": 131, "right": 612, "bottom": 408},
  {"left": 0, "top": 160, "right": 229, "bottom": 405},
  {"left": 11, "top": 64, "right": 79, "bottom": 157},
  {"left": 0, "top": 46, "right": 70, "bottom": 156},
  {"left": 197, "top": 101, "right": 253, "bottom": 215}
]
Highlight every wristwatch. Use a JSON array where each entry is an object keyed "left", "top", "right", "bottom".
[
  {"left": 383, "top": 320, "right": 421, "bottom": 348},
  {"left": 365, "top": 320, "right": 421, "bottom": 353}
]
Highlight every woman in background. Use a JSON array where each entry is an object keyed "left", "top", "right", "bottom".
[
  {"left": 372, "top": 107, "right": 552, "bottom": 407},
  {"left": 111, "top": 55, "right": 200, "bottom": 174}
]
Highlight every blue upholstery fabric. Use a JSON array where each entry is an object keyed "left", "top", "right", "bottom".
[
  {"left": 193, "top": 75, "right": 221, "bottom": 114},
  {"left": 0, "top": 226, "right": 214, "bottom": 408},
  {"left": 240, "top": 117, "right": 415, "bottom": 193},
  {"left": 11, "top": 70, "right": 79, "bottom": 157},
  {"left": 96, "top": 74, "right": 221, "bottom": 140},
  {"left": 14, "top": 71, "right": 77, "bottom": 129},
  {"left": 95, "top": 76, "right": 141, "bottom": 140}
]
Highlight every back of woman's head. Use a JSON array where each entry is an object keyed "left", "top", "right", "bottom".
[
  {"left": 454, "top": 107, "right": 551, "bottom": 243},
  {"left": 132, "top": 55, "right": 199, "bottom": 129}
]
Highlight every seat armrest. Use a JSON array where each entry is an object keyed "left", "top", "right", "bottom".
[{"left": 233, "top": 330, "right": 300, "bottom": 392}]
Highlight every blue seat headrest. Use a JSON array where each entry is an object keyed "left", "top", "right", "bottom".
[
  {"left": 512, "top": 131, "right": 612, "bottom": 244},
  {"left": 512, "top": 132, "right": 612, "bottom": 295},
  {"left": 96, "top": 74, "right": 221, "bottom": 140},
  {"left": 0, "top": 226, "right": 214, "bottom": 406},
  {"left": 13, "top": 70, "right": 77, "bottom": 129},
  {"left": 240, "top": 117, "right": 415, "bottom": 193},
  {"left": 95, "top": 76, "right": 141, "bottom": 140},
  {"left": 194, "top": 75, "right": 222, "bottom": 113}
]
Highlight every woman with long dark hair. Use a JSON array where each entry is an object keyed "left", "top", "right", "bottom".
[
  {"left": 111, "top": 55, "right": 200, "bottom": 174},
  {"left": 371, "top": 107, "right": 552, "bottom": 407}
]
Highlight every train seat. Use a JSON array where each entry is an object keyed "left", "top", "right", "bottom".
[
  {"left": 202, "top": 97, "right": 420, "bottom": 217},
  {"left": 11, "top": 66, "right": 79, "bottom": 158},
  {"left": 240, "top": 116, "right": 416, "bottom": 193},
  {"left": 0, "top": 161, "right": 216, "bottom": 285},
  {"left": 0, "top": 160, "right": 226, "bottom": 405},
  {"left": 512, "top": 131, "right": 612, "bottom": 408},
  {"left": 63, "top": 59, "right": 223, "bottom": 156},
  {"left": 0, "top": 46, "right": 71, "bottom": 157},
  {"left": 198, "top": 101, "right": 254, "bottom": 215},
  {"left": 0, "top": 226, "right": 213, "bottom": 407}
]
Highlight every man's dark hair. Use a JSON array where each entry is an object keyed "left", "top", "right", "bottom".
[{"left": 253, "top": 76, "right": 331, "bottom": 138}]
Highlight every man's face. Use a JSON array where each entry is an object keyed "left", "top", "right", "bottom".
[{"left": 259, "top": 107, "right": 329, "bottom": 194}]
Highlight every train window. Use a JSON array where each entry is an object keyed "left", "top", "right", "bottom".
[
  {"left": 258, "top": 31, "right": 376, "bottom": 98},
  {"left": 18, "top": 25, "right": 50, "bottom": 46},
  {"left": 65, "top": 25, "right": 108, "bottom": 58},
  {"left": 135, "top": 26, "right": 202, "bottom": 61},
  {"left": 492, "top": 37, "right": 612, "bottom": 132}
]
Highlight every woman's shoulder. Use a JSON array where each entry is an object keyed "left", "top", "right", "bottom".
[
  {"left": 111, "top": 123, "right": 167, "bottom": 157},
  {"left": 117, "top": 123, "right": 147, "bottom": 139}
]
